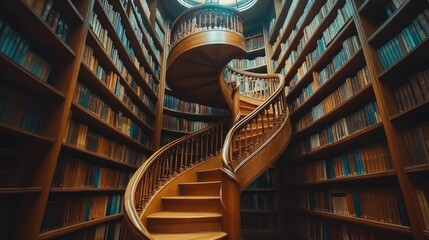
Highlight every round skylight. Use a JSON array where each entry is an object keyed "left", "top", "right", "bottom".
[{"left": 178, "top": 0, "right": 258, "bottom": 12}]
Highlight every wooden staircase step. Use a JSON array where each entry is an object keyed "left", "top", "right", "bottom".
[
  {"left": 147, "top": 212, "right": 223, "bottom": 233},
  {"left": 179, "top": 181, "right": 221, "bottom": 196},
  {"left": 197, "top": 168, "right": 224, "bottom": 182},
  {"left": 161, "top": 196, "right": 222, "bottom": 212},
  {"left": 151, "top": 231, "right": 227, "bottom": 240}
]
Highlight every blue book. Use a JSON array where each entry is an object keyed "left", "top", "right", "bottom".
[
  {"left": 0, "top": 24, "right": 13, "bottom": 53},
  {"left": 84, "top": 198, "right": 91, "bottom": 221},
  {"left": 396, "top": 190, "right": 410, "bottom": 226},
  {"left": 341, "top": 154, "right": 350, "bottom": 177},
  {"left": 354, "top": 149, "right": 364, "bottom": 175},
  {"left": 93, "top": 165, "right": 100, "bottom": 187}
]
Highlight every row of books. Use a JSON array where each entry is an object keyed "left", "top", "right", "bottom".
[
  {"left": 284, "top": 186, "right": 409, "bottom": 226},
  {"left": 99, "top": 0, "right": 161, "bottom": 78},
  {"left": 82, "top": 45, "right": 156, "bottom": 113},
  {"left": 289, "top": 0, "right": 341, "bottom": 67},
  {"left": 52, "top": 155, "right": 132, "bottom": 188},
  {"left": 377, "top": 9, "right": 429, "bottom": 70},
  {"left": 73, "top": 82, "right": 149, "bottom": 140},
  {"left": 91, "top": 8, "right": 160, "bottom": 96},
  {"left": 128, "top": 0, "right": 162, "bottom": 63},
  {"left": 321, "top": 0, "right": 354, "bottom": 48},
  {"left": 0, "top": 83, "right": 48, "bottom": 134},
  {"left": 284, "top": 214, "right": 409, "bottom": 240},
  {"left": 25, "top": 0, "right": 70, "bottom": 42},
  {"left": 245, "top": 33, "right": 264, "bottom": 51},
  {"left": 155, "top": 20, "right": 165, "bottom": 44},
  {"left": 284, "top": 142, "right": 392, "bottom": 185},
  {"left": 273, "top": 0, "right": 313, "bottom": 55},
  {"left": 162, "top": 114, "right": 213, "bottom": 132},
  {"left": 241, "top": 213, "right": 279, "bottom": 231},
  {"left": 416, "top": 187, "right": 429, "bottom": 229},
  {"left": 160, "top": 133, "right": 178, "bottom": 147},
  {"left": 0, "top": 19, "right": 52, "bottom": 82},
  {"left": 292, "top": 66, "right": 371, "bottom": 132},
  {"left": 228, "top": 56, "right": 267, "bottom": 69},
  {"left": 98, "top": 0, "right": 138, "bottom": 69},
  {"left": 164, "top": 94, "right": 229, "bottom": 115},
  {"left": 64, "top": 119, "right": 148, "bottom": 166},
  {"left": 384, "top": 0, "right": 407, "bottom": 18},
  {"left": 57, "top": 220, "right": 121, "bottom": 240},
  {"left": 89, "top": 12, "right": 124, "bottom": 72},
  {"left": 241, "top": 192, "right": 278, "bottom": 211},
  {"left": 402, "top": 121, "right": 429, "bottom": 166},
  {"left": 394, "top": 67, "right": 429, "bottom": 112},
  {"left": 247, "top": 168, "right": 277, "bottom": 189},
  {"left": 279, "top": 0, "right": 317, "bottom": 69},
  {"left": 0, "top": 148, "right": 26, "bottom": 188},
  {"left": 288, "top": 35, "right": 361, "bottom": 92},
  {"left": 291, "top": 102, "right": 381, "bottom": 156},
  {"left": 41, "top": 194, "right": 124, "bottom": 232}
]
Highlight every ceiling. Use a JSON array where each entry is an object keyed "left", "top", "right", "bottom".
[{"left": 157, "top": 0, "right": 273, "bottom": 32}]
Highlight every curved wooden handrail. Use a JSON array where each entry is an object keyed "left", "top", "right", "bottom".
[
  {"left": 123, "top": 119, "right": 229, "bottom": 240},
  {"left": 170, "top": 4, "right": 244, "bottom": 50},
  {"left": 221, "top": 66, "right": 289, "bottom": 173}
]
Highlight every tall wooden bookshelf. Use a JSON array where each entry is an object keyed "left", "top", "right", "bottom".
[
  {"left": 161, "top": 87, "right": 230, "bottom": 146},
  {"left": 269, "top": 0, "right": 429, "bottom": 239},
  {"left": 228, "top": 30, "right": 268, "bottom": 73},
  {"left": 0, "top": 0, "right": 166, "bottom": 239}
]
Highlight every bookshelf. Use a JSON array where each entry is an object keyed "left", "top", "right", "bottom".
[
  {"left": 241, "top": 167, "right": 283, "bottom": 240},
  {"left": 229, "top": 31, "right": 268, "bottom": 73},
  {"left": 161, "top": 88, "right": 230, "bottom": 146},
  {"left": 271, "top": 0, "right": 429, "bottom": 239},
  {"left": 0, "top": 0, "right": 166, "bottom": 239}
]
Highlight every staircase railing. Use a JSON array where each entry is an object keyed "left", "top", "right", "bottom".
[
  {"left": 122, "top": 120, "right": 229, "bottom": 239},
  {"left": 170, "top": 4, "right": 244, "bottom": 50},
  {"left": 222, "top": 66, "right": 288, "bottom": 172}
]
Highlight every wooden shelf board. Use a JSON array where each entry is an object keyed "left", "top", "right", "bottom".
[
  {"left": 286, "top": 208, "right": 413, "bottom": 235},
  {"left": 246, "top": 46, "right": 265, "bottom": 55},
  {"left": 0, "top": 1, "right": 76, "bottom": 62},
  {"left": 289, "top": 123, "right": 385, "bottom": 164},
  {"left": 241, "top": 209, "right": 278, "bottom": 214},
  {"left": 292, "top": 84, "right": 375, "bottom": 142},
  {"left": 131, "top": 1, "right": 163, "bottom": 50},
  {"left": 289, "top": 50, "right": 367, "bottom": 120},
  {"left": 0, "top": 123, "right": 56, "bottom": 145},
  {"left": 0, "top": 187, "right": 43, "bottom": 195},
  {"left": 50, "top": 188, "right": 126, "bottom": 193},
  {"left": 161, "top": 128, "right": 191, "bottom": 135},
  {"left": 71, "top": 103, "right": 153, "bottom": 154},
  {"left": 282, "top": 19, "right": 356, "bottom": 96},
  {"left": 38, "top": 213, "right": 124, "bottom": 240},
  {"left": 283, "top": 170, "right": 396, "bottom": 188},
  {"left": 61, "top": 143, "right": 139, "bottom": 171},
  {"left": 111, "top": 0, "right": 161, "bottom": 68},
  {"left": 389, "top": 99, "right": 429, "bottom": 128},
  {"left": 0, "top": 55, "right": 65, "bottom": 102},
  {"left": 243, "top": 188, "right": 277, "bottom": 192},
  {"left": 79, "top": 62, "right": 156, "bottom": 125},
  {"left": 163, "top": 107, "right": 230, "bottom": 120},
  {"left": 422, "top": 230, "right": 429, "bottom": 238},
  {"left": 268, "top": 0, "right": 295, "bottom": 44},
  {"left": 93, "top": 0, "right": 160, "bottom": 96},
  {"left": 274, "top": 0, "right": 343, "bottom": 67},
  {"left": 368, "top": 0, "right": 427, "bottom": 48},
  {"left": 241, "top": 64, "right": 268, "bottom": 73},
  {"left": 404, "top": 164, "right": 429, "bottom": 174}
]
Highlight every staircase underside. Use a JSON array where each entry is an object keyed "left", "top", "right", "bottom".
[{"left": 167, "top": 31, "right": 246, "bottom": 109}]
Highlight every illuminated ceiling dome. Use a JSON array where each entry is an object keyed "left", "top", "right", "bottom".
[{"left": 178, "top": 0, "right": 258, "bottom": 11}]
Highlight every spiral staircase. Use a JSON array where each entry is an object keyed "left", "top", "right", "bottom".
[{"left": 122, "top": 4, "right": 292, "bottom": 240}]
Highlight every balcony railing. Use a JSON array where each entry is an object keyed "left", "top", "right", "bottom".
[{"left": 170, "top": 4, "right": 244, "bottom": 49}]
